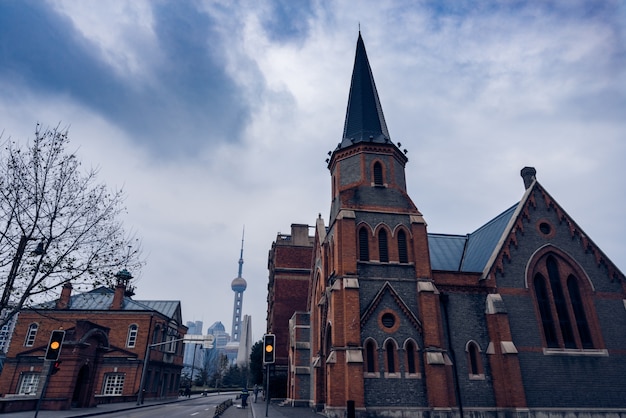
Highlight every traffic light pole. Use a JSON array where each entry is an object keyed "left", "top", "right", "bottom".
[
  {"left": 265, "top": 363, "right": 270, "bottom": 417},
  {"left": 33, "top": 361, "right": 53, "bottom": 418}
]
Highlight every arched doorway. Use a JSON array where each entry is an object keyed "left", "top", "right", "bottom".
[{"left": 72, "top": 365, "right": 91, "bottom": 408}]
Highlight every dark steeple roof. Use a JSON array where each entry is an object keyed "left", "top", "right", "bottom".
[{"left": 340, "top": 32, "right": 390, "bottom": 148}]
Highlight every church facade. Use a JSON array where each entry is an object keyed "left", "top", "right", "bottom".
[{"left": 271, "top": 34, "right": 626, "bottom": 418}]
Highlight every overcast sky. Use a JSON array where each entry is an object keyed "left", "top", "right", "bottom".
[{"left": 1, "top": 0, "right": 624, "bottom": 343}]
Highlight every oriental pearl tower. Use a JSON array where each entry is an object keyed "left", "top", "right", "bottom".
[{"left": 230, "top": 229, "right": 247, "bottom": 343}]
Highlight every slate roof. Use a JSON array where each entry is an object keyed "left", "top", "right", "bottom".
[
  {"left": 339, "top": 32, "right": 391, "bottom": 149},
  {"left": 428, "top": 203, "right": 519, "bottom": 273},
  {"left": 35, "top": 286, "right": 181, "bottom": 319}
]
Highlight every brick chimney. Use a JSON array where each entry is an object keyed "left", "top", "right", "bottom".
[
  {"left": 56, "top": 282, "right": 72, "bottom": 309},
  {"left": 520, "top": 166, "right": 537, "bottom": 190},
  {"left": 291, "top": 224, "right": 311, "bottom": 246},
  {"left": 110, "top": 269, "right": 132, "bottom": 310}
]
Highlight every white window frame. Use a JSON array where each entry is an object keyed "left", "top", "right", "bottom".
[
  {"left": 102, "top": 373, "right": 125, "bottom": 395},
  {"left": 126, "top": 324, "right": 138, "bottom": 348},
  {"left": 24, "top": 323, "right": 38, "bottom": 347},
  {"left": 18, "top": 372, "right": 40, "bottom": 395}
]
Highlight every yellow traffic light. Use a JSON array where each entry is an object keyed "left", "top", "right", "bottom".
[
  {"left": 45, "top": 330, "right": 65, "bottom": 361},
  {"left": 263, "top": 334, "right": 275, "bottom": 364}
]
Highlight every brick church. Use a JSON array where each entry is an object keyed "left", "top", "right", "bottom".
[{"left": 267, "top": 33, "right": 626, "bottom": 418}]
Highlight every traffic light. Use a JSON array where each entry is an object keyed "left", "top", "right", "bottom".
[
  {"left": 45, "top": 330, "right": 65, "bottom": 361},
  {"left": 51, "top": 361, "right": 62, "bottom": 375},
  {"left": 263, "top": 334, "right": 275, "bottom": 364}
]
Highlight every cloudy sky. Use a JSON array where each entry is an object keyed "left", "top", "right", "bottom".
[{"left": 1, "top": 0, "right": 624, "bottom": 342}]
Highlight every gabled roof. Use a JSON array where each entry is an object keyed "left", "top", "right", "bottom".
[
  {"left": 340, "top": 32, "right": 390, "bottom": 148},
  {"left": 361, "top": 281, "right": 422, "bottom": 332},
  {"left": 481, "top": 178, "right": 625, "bottom": 282},
  {"left": 428, "top": 203, "right": 518, "bottom": 273},
  {"left": 35, "top": 286, "right": 182, "bottom": 321}
]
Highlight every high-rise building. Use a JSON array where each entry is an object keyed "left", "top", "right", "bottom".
[{"left": 182, "top": 320, "right": 204, "bottom": 382}]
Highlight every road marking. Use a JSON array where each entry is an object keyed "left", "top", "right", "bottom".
[{"left": 190, "top": 413, "right": 199, "bottom": 416}]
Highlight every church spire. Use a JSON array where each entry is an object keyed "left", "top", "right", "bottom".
[{"left": 341, "top": 32, "right": 390, "bottom": 148}]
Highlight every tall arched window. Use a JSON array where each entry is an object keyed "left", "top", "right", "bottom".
[
  {"left": 378, "top": 230, "right": 389, "bottom": 262},
  {"left": 359, "top": 227, "right": 370, "bottom": 261},
  {"left": 466, "top": 341, "right": 484, "bottom": 377},
  {"left": 373, "top": 161, "right": 383, "bottom": 185},
  {"left": 404, "top": 340, "right": 419, "bottom": 376},
  {"left": 531, "top": 252, "right": 597, "bottom": 350},
  {"left": 397, "top": 230, "right": 408, "bottom": 263},
  {"left": 384, "top": 339, "right": 399, "bottom": 377},
  {"left": 364, "top": 339, "right": 378, "bottom": 374},
  {"left": 127, "top": 324, "right": 138, "bottom": 348},
  {"left": 24, "top": 323, "right": 38, "bottom": 347}
]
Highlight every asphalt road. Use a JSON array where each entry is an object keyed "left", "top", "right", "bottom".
[{"left": 99, "top": 394, "right": 234, "bottom": 418}]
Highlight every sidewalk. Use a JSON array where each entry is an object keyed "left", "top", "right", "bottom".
[{"left": 1, "top": 394, "right": 324, "bottom": 418}]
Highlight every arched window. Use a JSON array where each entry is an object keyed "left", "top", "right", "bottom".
[
  {"left": 384, "top": 339, "right": 399, "bottom": 377},
  {"left": 404, "top": 340, "right": 419, "bottom": 376},
  {"left": 127, "top": 324, "right": 138, "bottom": 348},
  {"left": 373, "top": 161, "right": 383, "bottom": 185},
  {"left": 397, "top": 230, "right": 408, "bottom": 263},
  {"left": 567, "top": 276, "right": 593, "bottom": 348},
  {"left": 466, "top": 341, "right": 484, "bottom": 377},
  {"left": 24, "top": 323, "right": 38, "bottom": 347},
  {"left": 364, "top": 339, "right": 378, "bottom": 375},
  {"left": 531, "top": 252, "right": 598, "bottom": 350},
  {"left": 359, "top": 227, "right": 370, "bottom": 261},
  {"left": 378, "top": 230, "right": 389, "bottom": 262}
]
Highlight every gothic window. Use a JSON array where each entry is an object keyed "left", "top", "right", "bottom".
[
  {"left": 126, "top": 324, "right": 138, "bottom": 348},
  {"left": 385, "top": 340, "right": 396, "bottom": 373},
  {"left": 404, "top": 340, "right": 419, "bottom": 376},
  {"left": 531, "top": 252, "right": 597, "bottom": 350},
  {"left": 24, "top": 323, "right": 38, "bottom": 347},
  {"left": 373, "top": 161, "right": 384, "bottom": 185},
  {"left": 359, "top": 227, "right": 370, "bottom": 261},
  {"left": 397, "top": 230, "right": 408, "bottom": 263},
  {"left": 364, "top": 339, "right": 378, "bottom": 375},
  {"left": 466, "top": 341, "right": 484, "bottom": 378},
  {"left": 378, "top": 229, "right": 389, "bottom": 262}
]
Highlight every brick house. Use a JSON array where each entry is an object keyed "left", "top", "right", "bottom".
[
  {"left": 269, "top": 33, "right": 626, "bottom": 417},
  {"left": 0, "top": 271, "right": 187, "bottom": 413}
]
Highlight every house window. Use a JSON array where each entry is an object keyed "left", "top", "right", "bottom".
[
  {"left": 359, "top": 227, "right": 370, "bottom": 261},
  {"left": 397, "top": 230, "right": 408, "bottom": 263},
  {"left": 373, "top": 161, "right": 383, "bottom": 185},
  {"left": 18, "top": 373, "right": 40, "bottom": 395},
  {"left": 24, "top": 323, "right": 38, "bottom": 347},
  {"left": 532, "top": 253, "right": 596, "bottom": 350},
  {"left": 127, "top": 324, "right": 138, "bottom": 348},
  {"left": 102, "top": 373, "right": 125, "bottom": 395},
  {"left": 378, "top": 230, "right": 389, "bottom": 262},
  {"left": 364, "top": 339, "right": 377, "bottom": 374}
]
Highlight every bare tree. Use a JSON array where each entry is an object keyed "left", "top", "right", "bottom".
[{"left": 0, "top": 124, "right": 142, "bottom": 329}]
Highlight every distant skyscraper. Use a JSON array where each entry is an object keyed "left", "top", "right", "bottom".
[
  {"left": 236, "top": 315, "right": 252, "bottom": 366},
  {"left": 183, "top": 320, "right": 204, "bottom": 381},
  {"left": 230, "top": 229, "right": 247, "bottom": 343}
]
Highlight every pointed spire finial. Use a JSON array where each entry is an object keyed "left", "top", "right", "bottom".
[{"left": 340, "top": 32, "right": 390, "bottom": 148}]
